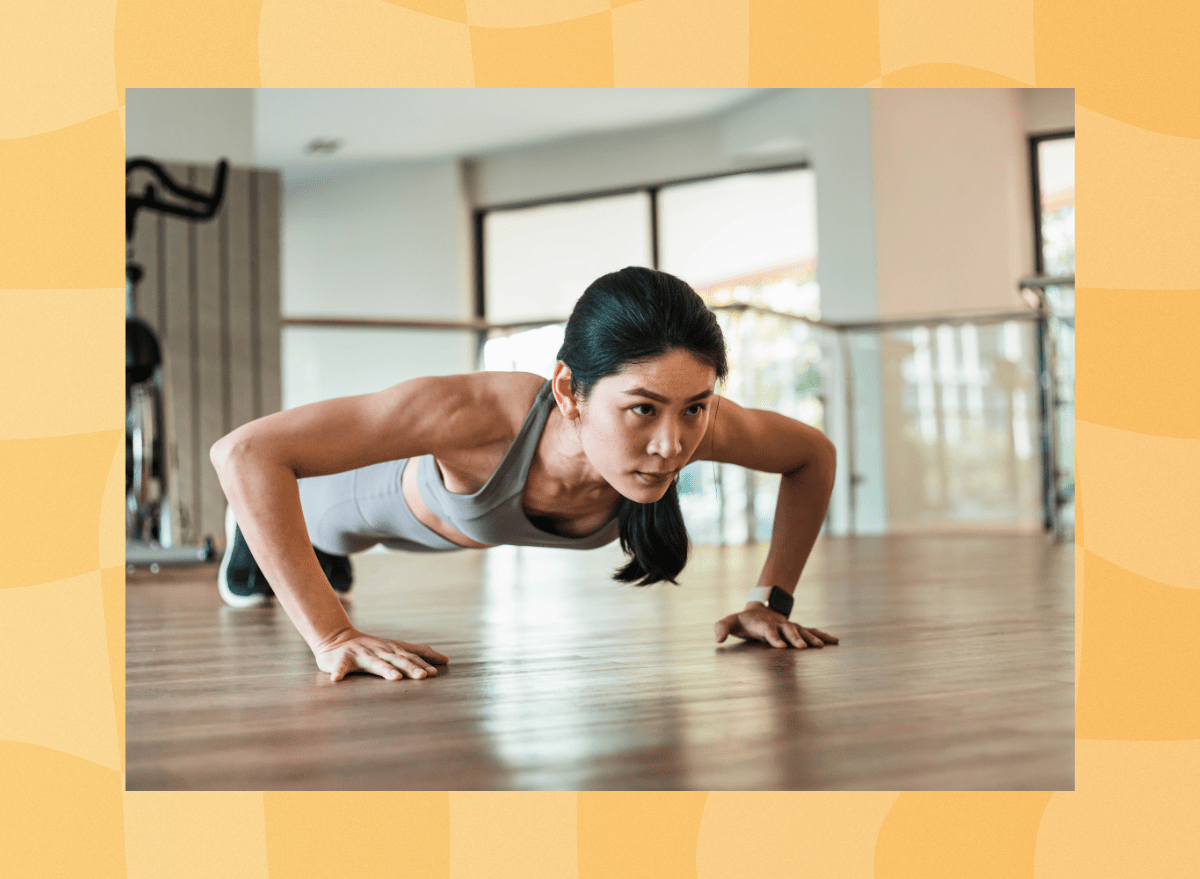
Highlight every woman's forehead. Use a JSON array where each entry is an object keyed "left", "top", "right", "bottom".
[{"left": 603, "top": 350, "right": 717, "bottom": 394}]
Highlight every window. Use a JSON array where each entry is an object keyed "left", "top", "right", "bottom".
[
  {"left": 483, "top": 192, "right": 652, "bottom": 326},
  {"left": 659, "top": 169, "right": 819, "bottom": 317},
  {"left": 1033, "top": 134, "right": 1075, "bottom": 279},
  {"left": 477, "top": 166, "right": 817, "bottom": 375},
  {"left": 1030, "top": 131, "right": 1075, "bottom": 537}
]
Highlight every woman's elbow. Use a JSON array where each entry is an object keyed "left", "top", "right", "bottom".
[
  {"left": 788, "top": 433, "right": 837, "bottom": 484},
  {"left": 819, "top": 433, "right": 837, "bottom": 471},
  {"left": 209, "top": 427, "right": 255, "bottom": 478},
  {"left": 813, "top": 434, "right": 837, "bottom": 484}
]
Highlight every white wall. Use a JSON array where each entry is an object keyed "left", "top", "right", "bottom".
[
  {"left": 280, "top": 159, "right": 475, "bottom": 409},
  {"left": 1022, "top": 89, "right": 1075, "bottom": 135},
  {"left": 282, "top": 326, "right": 474, "bottom": 409},
  {"left": 125, "top": 89, "right": 254, "bottom": 165},
  {"left": 282, "top": 160, "right": 471, "bottom": 319},
  {"left": 478, "top": 116, "right": 729, "bottom": 207},
  {"left": 872, "top": 89, "right": 1034, "bottom": 318}
]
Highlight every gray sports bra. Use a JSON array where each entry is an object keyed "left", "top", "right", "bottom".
[{"left": 417, "top": 381, "right": 621, "bottom": 549}]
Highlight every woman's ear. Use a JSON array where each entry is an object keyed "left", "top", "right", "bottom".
[{"left": 551, "top": 362, "right": 581, "bottom": 420}]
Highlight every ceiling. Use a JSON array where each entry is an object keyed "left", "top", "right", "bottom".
[{"left": 254, "top": 89, "right": 771, "bottom": 170}]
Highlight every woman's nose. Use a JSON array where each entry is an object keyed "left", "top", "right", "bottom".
[{"left": 649, "top": 421, "right": 682, "bottom": 458}]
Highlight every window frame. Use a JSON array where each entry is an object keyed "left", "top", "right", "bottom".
[
  {"left": 472, "top": 162, "right": 812, "bottom": 332},
  {"left": 1027, "top": 128, "right": 1075, "bottom": 536},
  {"left": 1028, "top": 129, "right": 1075, "bottom": 277}
]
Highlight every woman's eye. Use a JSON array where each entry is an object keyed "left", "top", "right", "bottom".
[
  {"left": 632, "top": 404, "right": 655, "bottom": 416},
  {"left": 686, "top": 404, "right": 707, "bottom": 416}
]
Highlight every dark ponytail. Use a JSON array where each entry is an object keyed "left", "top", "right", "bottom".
[
  {"left": 557, "top": 267, "right": 728, "bottom": 586},
  {"left": 613, "top": 484, "right": 689, "bottom": 585}
]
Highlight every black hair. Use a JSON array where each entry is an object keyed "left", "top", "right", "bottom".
[{"left": 556, "top": 266, "right": 728, "bottom": 586}]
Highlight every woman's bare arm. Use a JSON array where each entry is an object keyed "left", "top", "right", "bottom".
[
  {"left": 690, "top": 396, "right": 838, "bottom": 649},
  {"left": 210, "top": 372, "right": 539, "bottom": 677}
]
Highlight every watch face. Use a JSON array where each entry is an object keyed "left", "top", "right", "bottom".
[{"left": 768, "top": 586, "right": 794, "bottom": 618}]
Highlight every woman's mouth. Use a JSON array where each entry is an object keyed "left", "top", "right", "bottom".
[{"left": 635, "top": 470, "right": 676, "bottom": 484}]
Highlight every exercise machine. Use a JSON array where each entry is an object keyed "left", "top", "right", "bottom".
[{"left": 125, "top": 157, "right": 228, "bottom": 569}]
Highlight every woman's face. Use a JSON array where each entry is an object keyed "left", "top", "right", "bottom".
[{"left": 568, "top": 349, "right": 718, "bottom": 503}]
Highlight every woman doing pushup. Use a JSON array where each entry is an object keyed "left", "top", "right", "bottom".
[{"left": 210, "top": 267, "right": 838, "bottom": 682}]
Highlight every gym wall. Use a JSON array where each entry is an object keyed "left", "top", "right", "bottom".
[{"left": 127, "top": 162, "right": 282, "bottom": 551}]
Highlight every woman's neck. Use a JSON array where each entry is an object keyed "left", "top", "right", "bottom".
[{"left": 534, "top": 407, "right": 613, "bottom": 501}]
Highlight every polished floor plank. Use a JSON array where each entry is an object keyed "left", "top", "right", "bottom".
[{"left": 126, "top": 535, "right": 1074, "bottom": 791}]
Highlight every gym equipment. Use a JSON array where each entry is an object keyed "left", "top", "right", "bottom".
[{"left": 125, "top": 157, "right": 228, "bottom": 568}]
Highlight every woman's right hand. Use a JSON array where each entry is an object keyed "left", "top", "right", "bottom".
[{"left": 313, "top": 628, "right": 449, "bottom": 682}]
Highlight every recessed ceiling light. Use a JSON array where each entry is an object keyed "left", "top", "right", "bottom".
[{"left": 305, "top": 138, "right": 343, "bottom": 155}]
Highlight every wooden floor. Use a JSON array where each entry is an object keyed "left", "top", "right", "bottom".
[{"left": 126, "top": 534, "right": 1074, "bottom": 791}]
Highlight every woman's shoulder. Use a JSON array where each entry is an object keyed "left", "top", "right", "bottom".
[
  {"left": 440, "top": 370, "right": 547, "bottom": 435},
  {"left": 216, "top": 371, "right": 548, "bottom": 477}
]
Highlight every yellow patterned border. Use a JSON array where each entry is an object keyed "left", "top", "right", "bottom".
[{"left": 2, "top": 0, "right": 1198, "bottom": 875}]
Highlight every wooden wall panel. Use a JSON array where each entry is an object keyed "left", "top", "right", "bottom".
[
  {"left": 256, "top": 172, "right": 282, "bottom": 420},
  {"left": 126, "top": 161, "right": 282, "bottom": 549},
  {"left": 161, "top": 162, "right": 197, "bottom": 544},
  {"left": 227, "top": 168, "right": 255, "bottom": 431},
  {"left": 194, "top": 164, "right": 227, "bottom": 550}
]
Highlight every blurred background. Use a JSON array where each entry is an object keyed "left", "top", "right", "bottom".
[{"left": 122, "top": 88, "right": 1074, "bottom": 563}]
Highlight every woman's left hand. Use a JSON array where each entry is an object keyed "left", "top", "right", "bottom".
[{"left": 714, "top": 605, "right": 838, "bottom": 649}]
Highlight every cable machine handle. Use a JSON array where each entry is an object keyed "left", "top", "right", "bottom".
[{"left": 125, "top": 157, "right": 229, "bottom": 241}]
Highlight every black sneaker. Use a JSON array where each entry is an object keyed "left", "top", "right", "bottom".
[
  {"left": 218, "top": 505, "right": 274, "bottom": 608},
  {"left": 314, "top": 544, "right": 353, "bottom": 600},
  {"left": 218, "top": 506, "right": 354, "bottom": 607}
]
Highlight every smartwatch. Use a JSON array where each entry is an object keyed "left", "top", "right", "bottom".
[{"left": 746, "top": 585, "right": 794, "bottom": 619}]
